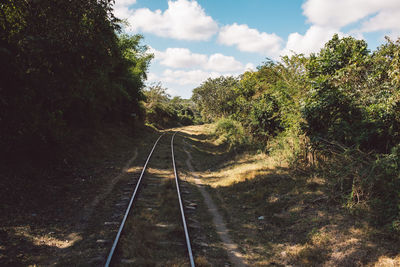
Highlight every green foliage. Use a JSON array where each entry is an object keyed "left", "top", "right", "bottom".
[
  {"left": 214, "top": 118, "right": 248, "bottom": 148},
  {"left": 312, "top": 142, "right": 400, "bottom": 229},
  {"left": 303, "top": 35, "right": 400, "bottom": 153},
  {"left": 192, "top": 76, "right": 239, "bottom": 121},
  {"left": 302, "top": 35, "right": 400, "bottom": 228},
  {"left": 0, "top": 0, "right": 152, "bottom": 161},
  {"left": 191, "top": 34, "right": 400, "bottom": 229},
  {"left": 301, "top": 77, "right": 363, "bottom": 147},
  {"left": 169, "top": 96, "right": 199, "bottom": 125},
  {"left": 307, "top": 34, "right": 369, "bottom": 78},
  {"left": 368, "top": 145, "right": 400, "bottom": 225},
  {"left": 248, "top": 92, "right": 283, "bottom": 141},
  {"left": 143, "top": 83, "right": 198, "bottom": 128}
]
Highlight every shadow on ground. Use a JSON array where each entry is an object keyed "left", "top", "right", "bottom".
[
  {"left": 174, "top": 125, "right": 400, "bottom": 266},
  {"left": 0, "top": 125, "right": 161, "bottom": 266}
]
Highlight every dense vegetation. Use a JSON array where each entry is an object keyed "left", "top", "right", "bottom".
[
  {"left": 192, "top": 35, "right": 400, "bottom": 231},
  {"left": 143, "top": 83, "right": 199, "bottom": 128},
  {"left": 0, "top": 0, "right": 152, "bottom": 163}
]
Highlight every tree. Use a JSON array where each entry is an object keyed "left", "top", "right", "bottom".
[
  {"left": 0, "top": 0, "right": 152, "bottom": 160},
  {"left": 192, "top": 76, "right": 239, "bottom": 121}
]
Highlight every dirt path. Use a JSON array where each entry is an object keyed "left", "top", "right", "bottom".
[{"left": 183, "top": 140, "right": 247, "bottom": 267}]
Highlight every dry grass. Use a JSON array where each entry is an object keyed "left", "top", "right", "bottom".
[
  {"left": 178, "top": 124, "right": 400, "bottom": 267},
  {"left": 199, "top": 153, "right": 278, "bottom": 187}
]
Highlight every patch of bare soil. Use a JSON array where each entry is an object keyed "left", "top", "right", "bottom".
[
  {"left": 176, "top": 124, "right": 400, "bottom": 267},
  {"left": 182, "top": 139, "right": 246, "bottom": 267}
]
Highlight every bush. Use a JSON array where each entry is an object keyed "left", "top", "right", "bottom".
[
  {"left": 192, "top": 35, "right": 400, "bottom": 230},
  {"left": 301, "top": 78, "right": 363, "bottom": 148},
  {"left": 368, "top": 145, "right": 400, "bottom": 226},
  {"left": 309, "top": 141, "right": 400, "bottom": 229},
  {"left": 248, "top": 92, "right": 283, "bottom": 141},
  {"left": 143, "top": 84, "right": 199, "bottom": 128},
  {"left": 214, "top": 118, "right": 248, "bottom": 148}
]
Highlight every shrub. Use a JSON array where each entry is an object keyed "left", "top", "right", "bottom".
[
  {"left": 311, "top": 141, "right": 400, "bottom": 229},
  {"left": 248, "top": 92, "right": 283, "bottom": 141},
  {"left": 214, "top": 118, "right": 248, "bottom": 148}
]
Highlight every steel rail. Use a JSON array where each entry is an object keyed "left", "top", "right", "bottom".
[
  {"left": 171, "top": 132, "right": 195, "bottom": 267},
  {"left": 105, "top": 133, "right": 165, "bottom": 267}
]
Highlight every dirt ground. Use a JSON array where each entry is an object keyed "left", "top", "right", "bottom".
[
  {"left": 0, "top": 125, "right": 230, "bottom": 266},
  {"left": 1, "top": 123, "right": 399, "bottom": 266},
  {"left": 0, "top": 125, "right": 160, "bottom": 266},
  {"left": 176, "top": 124, "right": 400, "bottom": 267}
]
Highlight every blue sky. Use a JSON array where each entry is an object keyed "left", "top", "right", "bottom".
[{"left": 114, "top": 0, "right": 400, "bottom": 98}]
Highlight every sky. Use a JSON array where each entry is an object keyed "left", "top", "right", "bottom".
[{"left": 113, "top": 0, "right": 400, "bottom": 98}]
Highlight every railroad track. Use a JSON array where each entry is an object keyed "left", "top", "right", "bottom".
[{"left": 104, "top": 132, "right": 195, "bottom": 266}]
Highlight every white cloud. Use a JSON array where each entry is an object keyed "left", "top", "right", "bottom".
[
  {"left": 143, "top": 0, "right": 400, "bottom": 98},
  {"left": 162, "top": 69, "right": 220, "bottom": 86},
  {"left": 146, "top": 61, "right": 252, "bottom": 97},
  {"left": 302, "top": 0, "right": 400, "bottom": 30},
  {"left": 146, "top": 57, "right": 253, "bottom": 98},
  {"left": 282, "top": 26, "right": 345, "bottom": 56},
  {"left": 151, "top": 47, "right": 245, "bottom": 72},
  {"left": 218, "top": 23, "right": 283, "bottom": 57},
  {"left": 361, "top": 8, "right": 400, "bottom": 33},
  {"left": 303, "top": 0, "right": 372, "bottom": 28},
  {"left": 148, "top": 66, "right": 251, "bottom": 98},
  {"left": 206, "top": 54, "right": 243, "bottom": 72},
  {"left": 281, "top": 0, "right": 400, "bottom": 57},
  {"left": 147, "top": 72, "right": 159, "bottom": 82},
  {"left": 113, "top": 0, "right": 136, "bottom": 19},
  {"left": 129, "top": 0, "right": 218, "bottom": 41},
  {"left": 245, "top": 63, "right": 256, "bottom": 71},
  {"left": 294, "top": 0, "right": 400, "bottom": 57},
  {"left": 153, "top": 48, "right": 208, "bottom": 69}
]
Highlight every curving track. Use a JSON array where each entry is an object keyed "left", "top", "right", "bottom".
[{"left": 105, "top": 132, "right": 195, "bottom": 267}]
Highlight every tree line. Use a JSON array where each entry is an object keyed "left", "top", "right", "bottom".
[
  {"left": 0, "top": 0, "right": 152, "bottom": 162},
  {"left": 192, "top": 34, "right": 400, "bottom": 230},
  {"left": 143, "top": 83, "right": 199, "bottom": 128}
]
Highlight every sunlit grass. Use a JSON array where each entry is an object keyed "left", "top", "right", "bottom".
[
  {"left": 374, "top": 255, "right": 400, "bottom": 266},
  {"left": 201, "top": 154, "right": 277, "bottom": 187},
  {"left": 146, "top": 167, "right": 173, "bottom": 176},
  {"left": 125, "top": 166, "right": 141, "bottom": 173},
  {"left": 179, "top": 123, "right": 400, "bottom": 266}
]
